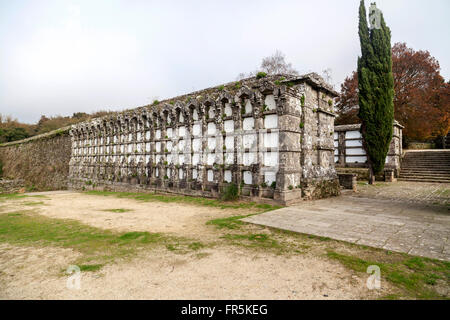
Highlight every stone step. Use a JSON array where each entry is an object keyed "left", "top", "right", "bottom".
[
  {"left": 403, "top": 159, "right": 450, "bottom": 161},
  {"left": 400, "top": 172, "right": 450, "bottom": 176},
  {"left": 398, "top": 178, "right": 450, "bottom": 183},
  {"left": 400, "top": 151, "right": 450, "bottom": 183},
  {"left": 402, "top": 166, "right": 450, "bottom": 172},
  {"left": 399, "top": 175, "right": 450, "bottom": 180},
  {"left": 399, "top": 172, "right": 450, "bottom": 177},
  {"left": 403, "top": 159, "right": 450, "bottom": 162},
  {"left": 403, "top": 168, "right": 450, "bottom": 170},
  {"left": 404, "top": 155, "right": 450, "bottom": 157},
  {"left": 402, "top": 163, "right": 450, "bottom": 166}
]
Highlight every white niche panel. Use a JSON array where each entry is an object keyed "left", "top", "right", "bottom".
[
  {"left": 225, "top": 136, "right": 234, "bottom": 150},
  {"left": 243, "top": 171, "right": 252, "bottom": 185},
  {"left": 264, "top": 114, "right": 278, "bottom": 129},
  {"left": 263, "top": 132, "right": 278, "bottom": 148},
  {"left": 193, "top": 124, "right": 201, "bottom": 136},
  {"left": 192, "top": 153, "right": 200, "bottom": 165},
  {"left": 243, "top": 152, "right": 256, "bottom": 166},
  {"left": 207, "top": 169, "right": 214, "bottom": 182},
  {"left": 245, "top": 100, "right": 252, "bottom": 113},
  {"left": 224, "top": 120, "right": 234, "bottom": 133},
  {"left": 224, "top": 103, "right": 232, "bottom": 117},
  {"left": 178, "top": 126, "right": 186, "bottom": 137},
  {"left": 243, "top": 134, "right": 257, "bottom": 149},
  {"left": 192, "top": 139, "right": 201, "bottom": 152},
  {"left": 264, "top": 95, "right": 276, "bottom": 111},
  {"left": 264, "top": 152, "right": 278, "bottom": 167},
  {"left": 264, "top": 172, "right": 276, "bottom": 185},
  {"left": 225, "top": 153, "right": 234, "bottom": 165},
  {"left": 207, "top": 123, "right": 216, "bottom": 135},
  {"left": 207, "top": 153, "right": 215, "bottom": 165},
  {"left": 243, "top": 117, "right": 254, "bottom": 130},
  {"left": 224, "top": 170, "right": 232, "bottom": 183}
]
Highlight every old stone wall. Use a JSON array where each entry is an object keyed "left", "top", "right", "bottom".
[
  {"left": 0, "top": 179, "right": 25, "bottom": 194},
  {"left": 0, "top": 128, "right": 71, "bottom": 191},
  {"left": 69, "top": 73, "right": 340, "bottom": 204}
]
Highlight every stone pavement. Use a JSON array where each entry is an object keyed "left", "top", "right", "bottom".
[{"left": 244, "top": 192, "right": 450, "bottom": 261}]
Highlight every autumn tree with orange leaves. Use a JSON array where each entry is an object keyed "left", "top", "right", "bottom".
[{"left": 336, "top": 43, "right": 450, "bottom": 142}]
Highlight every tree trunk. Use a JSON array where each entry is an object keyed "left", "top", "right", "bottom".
[{"left": 368, "top": 165, "right": 375, "bottom": 185}]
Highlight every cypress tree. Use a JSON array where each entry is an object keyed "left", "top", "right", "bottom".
[{"left": 357, "top": 1, "right": 394, "bottom": 184}]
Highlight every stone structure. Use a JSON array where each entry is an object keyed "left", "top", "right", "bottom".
[
  {"left": 0, "top": 128, "right": 71, "bottom": 191},
  {"left": 0, "top": 179, "right": 25, "bottom": 194},
  {"left": 334, "top": 121, "right": 403, "bottom": 178},
  {"left": 68, "top": 73, "right": 340, "bottom": 204},
  {"left": 338, "top": 173, "right": 357, "bottom": 191}
]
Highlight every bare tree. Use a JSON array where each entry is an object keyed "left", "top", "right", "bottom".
[
  {"left": 321, "top": 68, "right": 333, "bottom": 85},
  {"left": 260, "top": 50, "right": 299, "bottom": 75},
  {"left": 237, "top": 50, "right": 299, "bottom": 79}
]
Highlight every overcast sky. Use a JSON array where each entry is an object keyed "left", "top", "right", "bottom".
[{"left": 1, "top": 0, "right": 449, "bottom": 123}]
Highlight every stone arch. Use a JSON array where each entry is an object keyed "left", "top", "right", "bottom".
[
  {"left": 236, "top": 86, "right": 256, "bottom": 115},
  {"left": 203, "top": 97, "right": 217, "bottom": 121},
  {"left": 217, "top": 92, "right": 234, "bottom": 118},
  {"left": 186, "top": 99, "right": 200, "bottom": 122}
]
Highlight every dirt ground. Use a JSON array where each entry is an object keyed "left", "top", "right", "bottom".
[{"left": 0, "top": 191, "right": 398, "bottom": 300}]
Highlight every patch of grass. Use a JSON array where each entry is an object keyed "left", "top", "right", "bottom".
[
  {"left": 0, "top": 193, "right": 48, "bottom": 203},
  {"left": 79, "top": 264, "right": 104, "bottom": 272},
  {"left": 326, "top": 250, "right": 450, "bottom": 299},
  {"left": 22, "top": 201, "right": 45, "bottom": 206},
  {"left": 206, "top": 214, "right": 256, "bottom": 230},
  {"left": 188, "top": 242, "right": 205, "bottom": 251},
  {"left": 0, "top": 211, "right": 206, "bottom": 272},
  {"left": 221, "top": 233, "right": 282, "bottom": 251},
  {"left": 101, "top": 208, "right": 133, "bottom": 213},
  {"left": 308, "top": 235, "right": 332, "bottom": 242},
  {"left": 85, "top": 190, "right": 282, "bottom": 212},
  {"left": 0, "top": 193, "right": 28, "bottom": 201}
]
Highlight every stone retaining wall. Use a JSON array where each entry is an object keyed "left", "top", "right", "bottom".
[
  {"left": 0, "top": 128, "right": 71, "bottom": 191},
  {"left": 0, "top": 179, "right": 25, "bottom": 194}
]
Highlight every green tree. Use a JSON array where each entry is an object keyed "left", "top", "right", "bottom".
[
  {"left": 357, "top": 1, "right": 394, "bottom": 184},
  {"left": 0, "top": 127, "right": 30, "bottom": 143}
]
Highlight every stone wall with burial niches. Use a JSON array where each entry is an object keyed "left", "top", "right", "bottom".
[
  {"left": 68, "top": 73, "right": 340, "bottom": 205},
  {"left": 334, "top": 121, "right": 403, "bottom": 177}
]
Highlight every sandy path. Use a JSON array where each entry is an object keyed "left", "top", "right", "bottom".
[{"left": 0, "top": 244, "right": 388, "bottom": 300}]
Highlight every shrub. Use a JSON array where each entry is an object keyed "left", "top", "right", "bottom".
[
  {"left": 256, "top": 72, "right": 267, "bottom": 79},
  {"left": 300, "top": 94, "right": 305, "bottom": 106},
  {"left": 221, "top": 183, "right": 239, "bottom": 201},
  {"left": 0, "top": 159, "right": 3, "bottom": 177}
]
